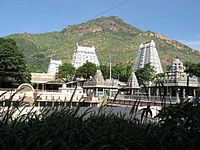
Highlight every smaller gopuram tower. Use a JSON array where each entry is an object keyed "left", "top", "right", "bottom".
[
  {"left": 47, "top": 59, "right": 62, "bottom": 75},
  {"left": 71, "top": 43, "right": 100, "bottom": 69}
]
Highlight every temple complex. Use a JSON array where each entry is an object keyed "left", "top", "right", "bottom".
[
  {"left": 71, "top": 43, "right": 100, "bottom": 69},
  {"left": 134, "top": 40, "right": 163, "bottom": 74}
]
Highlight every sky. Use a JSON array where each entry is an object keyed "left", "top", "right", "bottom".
[{"left": 0, "top": 0, "right": 200, "bottom": 50}]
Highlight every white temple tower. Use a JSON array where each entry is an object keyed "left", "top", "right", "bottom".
[
  {"left": 71, "top": 43, "right": 100, "bottom": 69},
  {"left": 134, "top": 40, "right": 163, "bottom": 74},
  {"left": 47, "top": 59, "right": 62, "bottom": 75},
  {"left": 127, "top": 71, "right": 139, "bottom": 88}
]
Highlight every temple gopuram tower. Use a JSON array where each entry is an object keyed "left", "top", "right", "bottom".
[
  {"left": 47, "top": 59, "right": 62, "bottom": 75},
  {"left": 134, "top": 40, "right": 163, "bottom": 74},
  {"left": 71, "top": 43, "right": 100, "bottom": 69}
]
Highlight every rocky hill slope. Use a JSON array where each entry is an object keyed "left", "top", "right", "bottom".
[{"left": 6, "top": 16, "right": 200, "bottom": 72}]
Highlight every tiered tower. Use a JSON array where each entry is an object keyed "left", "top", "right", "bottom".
[
  {"left": 127, "top": 71, "right": 139, "bottom": 88},
  {"left": 168, "top": 58, "right": 186, "bottom": 78},
  {"left": 134, "top": 40, "right": 163, "bottom": 74},
  {"left": 166, "top": 58, "right": 198, "bottom": 84},
  {"left": 71, "top": 43, "right": 100, "bottom": 69},
  {"left": 47, "top": 59, "right": 62, "bottom": 75}
]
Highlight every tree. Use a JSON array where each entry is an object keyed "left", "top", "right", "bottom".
[
  {"left": 135, "top": 63, "right": 155, "bottom": 85},
  {"left": 184, "top": 61, "right": 200, "bottom": 77},
  {"left": 112, "top": 64, "right": 132, "bottom": 82},
  {"left": 100, "top": 65, "right": 110, "bottom": 79},
  {"left": 112, "top": 64, "right": 125, "bottom": 79},
  {"left": 0, "top": 38, "right": 31, "bottom": 87},
  {"left": 76, "top": 61, "right": 97, "bottom": 79},
  {"left": 56, "top": 63, "right": 75, "bottom": 81}
]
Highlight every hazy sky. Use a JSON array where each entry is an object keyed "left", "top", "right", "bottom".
[{"left": 1, "top": 0, "right": 200, "bottom": 50}]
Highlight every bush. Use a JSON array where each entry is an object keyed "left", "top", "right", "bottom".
[{"left": 0, "top": 92, "right": 200, "bottom": 150}]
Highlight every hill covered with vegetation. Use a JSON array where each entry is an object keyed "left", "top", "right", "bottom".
[{"left": 6, "top": 16, "right": 200, "bottom": 72}]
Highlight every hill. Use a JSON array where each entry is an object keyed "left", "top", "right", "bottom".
[{"left": 6, "top": 16, "right": 200, "bottom": 72}]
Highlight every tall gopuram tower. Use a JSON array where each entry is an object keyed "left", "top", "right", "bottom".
[
  {"left": 47, "top": 59, "right": 62, "bottom": 75},
  {"left": 71, "top": 43, "right": 100, "bottom": 69},
  {"left": 134, "top": 40, "right": 163, "bottom": 74}
]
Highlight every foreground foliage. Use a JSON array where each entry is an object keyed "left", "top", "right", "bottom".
[{"left": 0, "top": 99, "right": 200, "bottom": 149}]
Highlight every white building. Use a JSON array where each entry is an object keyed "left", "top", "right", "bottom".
[
  {"left": 47, "top": 59, "right": 62, "bottom": 75},
  {"left": 166, "top": 58, "right": 199, "bottom": 86},
  {"left": 134, "top": 40, "right": 163, "bottom": 74},
  {"left": 127, "top": 71, "right": 139, "bottom": 88},
  {"left": 71, "top": 43, "right": 100, "bottom": 69}
]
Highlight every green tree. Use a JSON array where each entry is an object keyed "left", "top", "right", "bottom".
[
  {"left": 135, "top": 63, "right": 155, "bottom": 85},
  {"left": 56, "top": 63, "right": 75, "bottom": 81},
  {"left": 112, "top": 64, "right": 125, "bottom": 79},
  {"left": 100, "top": 65, "right": 110, "bottom": 79},
  {"left": 76, "top": 61, "right": 97, "bottom": 79},
  {"left": 112, "top": 64, "right": 132, "bottom": 82},
  {"left": 0, "top": 38, "right": 31, "bottom": 87},
  {"left": 184, "top": 61, "right": 200, "bottom": 77},
  {"left": 123, "top": 64, "right": 132, "bottom": 81}
]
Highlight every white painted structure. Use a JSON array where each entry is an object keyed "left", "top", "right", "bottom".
[
  {"left": 71, "top": 43, "right": 100, "bottom": 69},
  {"left": 165, "top": 58, "right": 199, "bottom": 87},
  {"left": 134, "top": 40, "right": 163, "bottom": 74},
  {"left": 47, "top": 59, "right": 62, "bottom": 75},
  {"left": 127, "top": 71, "right": 139, "bottom": 88}
]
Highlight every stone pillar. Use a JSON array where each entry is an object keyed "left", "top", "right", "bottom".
[
  {"left": 33, "top": 89, "right": 38, "bottom": 100},
  {"left": 148, "top": 87, "right": 151, "bottom": 101},
  {"left": 176, "top": 89, "right": 180, "bottom": 103},
  {"left": 183, "top": 89, "right": 185, "bottom": 99},
  {"left": 156, "top": 88, "right": 159, "bottom": 101},
  {"left": 38, "top": 102, "right": 40, "bottom": 107},
  {"left": 96, "top": 88, "right": 98, "bottom": 97},
  {"left": 36, "top": 83, "right": 39, "bottom": 90},
  {"left": 194, "top": 89, "right": 196, "bottom": 97},
  {"left": 42, "top": 83, "right": 45, "bottom": 91}
]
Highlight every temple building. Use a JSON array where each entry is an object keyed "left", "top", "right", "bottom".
[
  {"left": 47, "top": 59, "right": 62, "bottom": 75},
  {"left": 134, "top": 40, "right": 163, "bottom": 74},
  {"left": 71, "top": 43, "right": 100, "bottom": 69},
  {"left": 153, "top": 58, "right": 199, "bottom": 102},
  {"left": 164, "top": 58, "right": 199, "bottom": 91}
]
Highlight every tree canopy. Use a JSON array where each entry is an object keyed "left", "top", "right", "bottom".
[
  {"left": 100, "top": 64, "right": 132, "bottom": 82},
  {"left": 135, "top": 63, "right": 155, "bottom": 85},
  {"left": 56, "top": 63, "right": 75, "bottom": 81},
  {"left": 100, "top": 65, "right": 110, "bottom": 79},
  {"left": 75, "top": 61, "right": 97, "bottom": 79},
  {"left": 112, "top": 64, "right": 132, "bottom": 82},
  {"left": 0, "top": 38, "right": 31, "bottom": 87},
  {"left": 184, "top": 61, "right": 200, "bottom": 77}
]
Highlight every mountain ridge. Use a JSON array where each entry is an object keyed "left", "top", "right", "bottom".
[{"left": 6, "top": 16, "right": 200, "bottom": 72}]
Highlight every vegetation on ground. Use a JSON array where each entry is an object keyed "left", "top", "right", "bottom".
[{"left": 0, "top": 92, "right": 200, "bottom": 149}]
